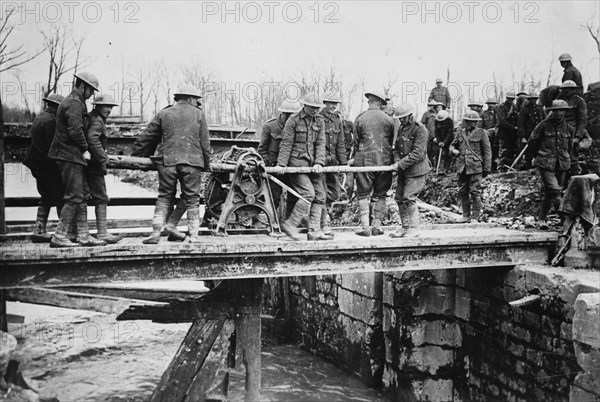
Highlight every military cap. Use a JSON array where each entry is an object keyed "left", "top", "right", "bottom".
[
  {"left": 505, "top": 91, "right": 516, "bottom": 99},
  {"left": 42, "top": 93, "right": 65, "bottom": 105},
  {"left": 467, "top": 101, "right": 484, "bottom": 107},
  {"left": 278, "top": 100, "right": 302, "bottom": 113},
  {"left": 547, "top": 99, "right": 571, "bottom": 110},
  {"left": 322, "top": 91, "right": 341, "bottom": 103},
  {"left": 526, "top": 92, "right": 539, "bottom": 99},
  {"left": 558, "top": 53, "right": 572, "bottom": 62},
  {"left": 435, "top": 110, "right": 450, "bottom": 121},
  {"left": 394, "top": 103, "right": 414, "bottom": 118},
  {"left": 485, "top": 98, "right": 498, "bottom": 104},
  {"left": 92, "top": 94, "right": 119, "bottom": 106},
  {"left": 463, "top": 110, "right": 482, "bottom": 121},
  {"left": 435, "top": 78, "right": 443, "bottom": 83},
  {"left": 301, "top": 92, "right": 324, "bottom": 108},
  {"left": 427, "top": 100, "right": 440, "bottom": 107},
  {"left": 364, "top": 90, "right": 388, "bottom": 105},
  {"left": 560, "top": 80, "right": 579, "bottom": 89},
  {"left": 73, "top": 72, "right": 99, "bottom": 91},
  {"left": 174, "top": 85, "right": 202, "bottom": 98}
]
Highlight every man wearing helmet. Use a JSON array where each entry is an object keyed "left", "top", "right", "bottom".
[
  {"left": 558, "top": 53, "right": 583, "bottom": 96},
  {"left": 48, "top": 72, "right": 105, "bottom": 248},
  {"left": 276, "top": 92, "right": 330, "bottom": 241},
  {"left": 353, "top": 91, "right": 395, "bottom": 237},
  {"left": 86, "top": 94, "right": 123, "bottom": 244},
  {"left": 496, "top": 91, "right": 519, "bottom": 171},
  {"left": 134, "top": 85, "right": 211, "bottom": 244},
  {"left": 527, "top": 100, "right": 573, "bottom": 227},
  {"left": 450, "top": 111, "right": 492, "bottom": 223},
  {"left": 558, "top": 80, "right": 589, "bottom": 176},
  {"left": 390, "top": 103, "right": 431, "bottom": 237},
  {"left": 421, "top": 100, "right": 439, "bottom": 166},
  {"left": 481, "top": 99, "right": 498, "bottom": 171},
  {"left": 23, "top": 93, "right": 65, "bottom": 243},
  {"left": 517, "top": 92, "right": 544, "bottom": 170},
  {"left": 258, "top": 99, "right": 301, "bottom": 209},
  {"left": 428, "top": 78, "right": 451, "bottom": 110},
  {"left": 319, "top": 92, "right": 347, "bottom": 237},
  {"left": 434, "top": 109, "right": 455, "bottom": 172}
]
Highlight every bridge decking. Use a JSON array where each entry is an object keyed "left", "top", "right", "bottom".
[{"left": 0, "top": 225, "right": 557, "bottom": 287}]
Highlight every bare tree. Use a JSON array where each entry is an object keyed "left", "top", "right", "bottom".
[
  {"left": 40, "top": 24, "right": 91, "bottom": 97},
  {"left": 582, "top": 12, "right": 600, "bottom": 56},
  {"left": 0, "top": 8, "right": 45, "bottom": 73},
  {"left": 137, "top": 64, "right": 156, "bottom": 122},
  {"left": 13, "top": 70, "right": 32, "bottom": 120}
]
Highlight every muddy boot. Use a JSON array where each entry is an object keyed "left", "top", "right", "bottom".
[
  {"left": 390, "top": 203, "right": 409, "bottom": 238},
  {"left": 371, "top": 198, "right": 386, "bottom": 236},
  {"left": 95, "top": 204, "right": 123, "bottom": 244},
  {"left": 320, "top": 204, "right": 334, "bottom": 237},
  {"left": 355, "top": 198, "right": 371, "bottom": 237},
  {"left": 537, "top": 196, "right": 552, "bottom": 230},
  {"left": 308, "top": 204, "right": 333, "bottom": 241},
  {"left": 50, "top": 202, "right": 80, "bottom": 248},
  {"left": 457, "top": 194, "right": 470, "bottom": 223},
  {"left": 470, "top": 196, "right": 482, "bottom": 224},
  {"left": 143, "top": 205, "right": 167, "bottom": 244},
  {"left": 404, "top": 203, "right": 420, "bottom": 236},
  {"left": 281, "top": 201, "right": 308, "bottom": 241},
  {"left": 165, "top": 198, "right": 187, "bottom": 241},
  {"left": 32, "top": 205, "right": 52, "bottom": 243},
  {"left": 186, "top": 208, "right": 201, "bottom": 243},
  {"left": 77, "top": 204, "right": 106, "bottom": 247}
]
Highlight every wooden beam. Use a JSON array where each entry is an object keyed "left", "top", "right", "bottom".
[
  {"left": 4, "top": 287, "right": 160, "bottom": 314},
  {"left": 51, "top": 285, "right": 207, "bottom": 303},
  {"left": 417, "top": 201, "right": 465, "bottom": 222}
]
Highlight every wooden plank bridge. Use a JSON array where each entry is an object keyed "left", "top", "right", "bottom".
[{"left": 0, "top": 124, "right": 560, "bottom": 401}]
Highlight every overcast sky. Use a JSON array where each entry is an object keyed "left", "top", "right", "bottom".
[{"left": 2, "top": 0, "right": 600, "bottom": 120}]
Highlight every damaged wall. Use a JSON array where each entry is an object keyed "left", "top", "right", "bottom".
[{"left": 285, "top": 266, "right": 600, "bottom": 401}]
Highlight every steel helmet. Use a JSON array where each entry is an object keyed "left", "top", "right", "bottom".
[
  {"left": 322, "top": 91, "right": 341, "bottom": 103},
  {"left": 526, "top": 92, "right": 539, "bottom": 99},
  {"left": 435, "top": 110, "right": 449, "bottom": 121},
  {"left": 560, "top": 80, "right": 578, "bottom": 89},
  {"left": 92, "top": 94, "right": 119, "bottom": 106},
  {"left": 558, "top": 53, "right": 572, "bottom": 62},
  {"left": 300, "top": 92, "right": 324, "bottom": 108},
  {"left": 463, "top": 110, "right": 482, "bottom": 121},
  {"left": 364, "top": 90, "right": 388, "bottom": 105},
  {"left": 394, "top": 103, "right": 414, "bottom": 118},
  {"left": 277, "top": 100, "right": 301, "bottom": 113},
  {"left": 435, "top": 78, "right": 443, "bottom": 83},
  {"left": 73, "top": 72, "right": 99, "bottom": 91},
  {"left": 505, "top": 91, "right": 516, "bottom": 99},
  {"left": 547, "top": 100, "right": 571, "bottom": 110},
  {"left": 174, "top": 85, "right": 202, "bottom": 98},
  {"left": 468, "top": 101, "right": 484, "bottom": 107},
  {"left": 427, "top": 100, "right": 440, "bottom": 107},
  {"left": 42, "top": 93, "right": 65, "bottom": 105},
  {"left": 485, "top": 98, "right": 498, "bottom": 104}
]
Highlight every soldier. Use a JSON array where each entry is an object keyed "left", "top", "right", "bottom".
[
  {"left": 390, "top": 104, "right": 431, "bottom": 237},
  {"left": 421, "top": 100, "right": 439, "bottom": 166},
  {"left": 48, "top": 72, "right": 105, "bottom": 248},
  {"left": 428, "top": 78, "right": 451, "bottom": 110},
  {"left": 517, "top": 92, "right": 544, "bottom": 170},
  {"left": 85, "top": 94, "right": 123, "bottom": 244},
  {"left": 450, "top": 110, "right": 491, "bottom": 223},
  {"left": 258, "top": 99, "right": 301, "bottom": 210},
  {"left": 481, "top": 99, "right": 498, "bottom": 171},
  {"left": 468, "top": 101, "right": 485, "bottom": 128},
  {"left": 342, "top": 118, "right": 356, "bottom": 201},
  {"left": 559, "top": 53, "right": 583, "bottom": 96},
  {"left": 134, "top": 85, "right": 211, "bottom": 244},
  {"left": 276, "top": 93, "right": 330, "bottom": 241},
  {"left": 353, "top": 91, "right": 395, "bottom": 237},
  {"left": 434, "top": 110, "right": 455, "bottom": 172},
  {"left": 496, "top": 91, "right": 519, "bottom": 171},
  {"left": 558, "top": 80, "right": 589, "bottom": 176},
  {"left": 23, "top": 93, "right": 65, "bottom": 243},
  {"left": 319, "top": 92, "right": 347, "bottom": 237},
  {"left": 527, "top": 100, "right": 573, "bottom": 225}
]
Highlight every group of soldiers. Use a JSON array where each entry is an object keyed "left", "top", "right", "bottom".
[{"left": 26, "top": 51, "right": 589, "bottom": 245}]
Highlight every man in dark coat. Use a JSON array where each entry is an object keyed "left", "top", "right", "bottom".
[
  {"left": 517, "top": 92, "right": 544, "bottom": 170},
  {"left": 48, "top": 72, "right": 105, "bottom": 248},
  {"left": 559, "top": 53, "right": 583, "bottom": 96},
  {"left": 496, "top": 91, "right": 519, "bottom": 170},
  {"left": 24, "top": 93, "right": 64, "bottom": 243},
  {"left": 390, "top": 104, "right": 431, "bottom": 237}
]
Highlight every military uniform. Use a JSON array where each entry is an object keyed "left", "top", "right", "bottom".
[
  {"left": 392, "top": 119, "right": 430, "bottom": 234},
  {"left": 496, "top": 100, "right": 519, "bottom": 169},
  {"left": 342, "top": 119, "right": 355, "bottom": 200},
  {"left": 517, "top": 103, "right": 544, "bottom": 169},
  {"left": 421, "top": 110, "right": 437, "bottom": 166},
  {"left": 559, "top": 92, "right": 588, "bottom": 175},
  {"left": 528, "top": 115, "right": 573, "bottom": 220},
  {"left": 450, "top": 125, "right": 491, "bottom": 221},
  {"left": 85, "top": 110, "right": 110, "bottom": 205},
  {"left": 562, "top": 64, "right": 583, "bottom": 96},
  {"left": 319, "top": 108, "right": 347, "bottom": 202},
  {"left": 434, "top": 117, "right": 455, "bottom": 171},
  {"left": 134, "top": 99, "right": 211, "bottom": 242},
  {"left": 277, "top": 109, "right": 326, "bottom": 238},
  {"left": 428, "top": 86, "right": 451, "bottom": 108},
  {"left": 481, "top": 107, "right": 498, "bottom": 171}
]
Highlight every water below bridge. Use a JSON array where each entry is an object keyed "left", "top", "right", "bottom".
[{"left": 6, "top": 302, "right": 387, "bottom": 401}]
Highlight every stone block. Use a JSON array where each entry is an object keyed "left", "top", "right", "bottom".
[
  {"left": 340, "top": 272, "right": 383, "bottom": 299},
  {"left": 571, "top": 372, "right": 600, "bottom": 400},
  {"left": 422, "top": 378, "right": 454, "bottom": 402},
  {"left": 415, "top": 286, "right": 471, "bottom": 320},
  {"left": 407, "top": 345, "right": 454, "bottom": 375},
  {"left": 410, "top": 320, "right": 462, "bottom": 347},
  {"left": 383, "top": 306, "right": 396, "bottom": 333},
  {"left": 338, "top": 287, "right": 381, "bottom": 326},
  {"left": 574, "top": 342, "right": 600, "bottom": 373},
  {"left": 573, "top": 293, "right": 600, "bottom": 349}
]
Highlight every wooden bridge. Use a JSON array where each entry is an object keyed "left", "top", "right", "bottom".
[{"left": 0, "top": 124, "right": 560, "bottom": 401}]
